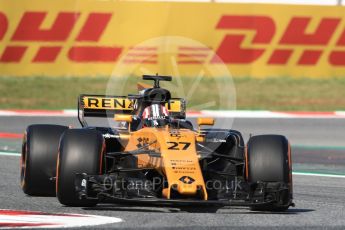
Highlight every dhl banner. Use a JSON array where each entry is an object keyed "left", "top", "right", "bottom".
[{"left": 1, "top": 0, "right": 345, "bottom": 78}]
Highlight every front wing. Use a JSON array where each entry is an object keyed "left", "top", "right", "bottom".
[{"left": 75, "top": 173, "right": 294, "bottom": 209}]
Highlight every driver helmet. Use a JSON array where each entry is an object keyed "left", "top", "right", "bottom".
[{"left": 142, "top": 104, "right": 169, "bottom": 127}]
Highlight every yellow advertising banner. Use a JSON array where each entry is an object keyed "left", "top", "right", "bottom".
[{"left": 1, "top": 0, "right": 345, "bottom": 78}]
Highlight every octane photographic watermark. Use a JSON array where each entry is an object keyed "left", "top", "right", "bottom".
[
  {"left": 106, "top": 36, "right": 236, "bottom": 155},
  {"left": 101, "top": 176, "right": 242, "bottom": 194}
]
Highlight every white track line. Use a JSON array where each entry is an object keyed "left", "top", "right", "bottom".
[
  {"left": 0, "top": 152, "right": 21, "bottom": 157},
  {"left": 292, "top": 172, "right": 345, "bottom": 178},
  {"left": 198, "top": 110, "right": 345, "bottom": 119},
  {"left": 0, "top": 209, "right": 122, "bottom": 229}
]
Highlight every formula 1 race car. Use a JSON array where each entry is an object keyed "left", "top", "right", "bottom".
[{"left": 21, "top": 75, "right": 294, "bottom": 211}]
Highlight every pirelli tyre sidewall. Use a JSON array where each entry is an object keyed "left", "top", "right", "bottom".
[
  {"left": 56, "top": 129, "right": 104, "bottom": 207},
  {"left": 21, "top": 124, "right": 68, "bottom": 196},
  {"left": 246, "top": 134, "right": 292, "bottom": 211}
]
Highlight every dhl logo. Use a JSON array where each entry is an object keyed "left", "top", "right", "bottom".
[
  {"left": 1, "top": 12, "right": 345, "bottom": 66},
  {"left": 213, "top": 15, "right": 345, "bottom": 66},
  {"left": 0, "top": 12, "right": 122, "bottom": 62}
]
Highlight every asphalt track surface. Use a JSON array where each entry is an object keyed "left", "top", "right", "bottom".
[{"left": 1, "top": 116, "right": 345, "bottom": 229}]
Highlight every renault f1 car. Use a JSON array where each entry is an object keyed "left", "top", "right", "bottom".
[{"left": 21, "top": 75, "right": 294, "bottom": 211}]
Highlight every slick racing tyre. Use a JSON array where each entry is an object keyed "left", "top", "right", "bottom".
[
  {"left": 246, "top": 135, "right": 292, "bottom": 211},
  {"left": 21, "top": 124, "right": 68, "bottom": 196},
  {"left": 56, "top": 129, "right": 104, "bottom": 207}
]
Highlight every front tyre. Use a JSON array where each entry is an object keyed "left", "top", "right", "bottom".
[
  {"left": 56, "top": 129, "right": 104, "bottom": 207},
  {"left": 246, "top": 135, "right": 293, "bottom": 211}
]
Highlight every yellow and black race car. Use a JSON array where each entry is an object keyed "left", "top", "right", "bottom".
[{"left": 21, "top": 75, "right": 294, "bottom": 211}]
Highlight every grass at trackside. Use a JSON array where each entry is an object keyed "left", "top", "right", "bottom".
[
  {"left": 0, "top": 76, "right": 110, "bottom": 110},
  {"left": 0, "top": 76, "right": 345, "bottom": 111},
  {"left": 235, "top": 77, "right": 345, "bottom": 111}
]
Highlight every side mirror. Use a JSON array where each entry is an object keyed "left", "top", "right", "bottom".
[
  {"left": 196, "top": 117, "right": 214, "bottom": 141},
  {"left": 197, "top": 117, "right": 214, "bottom": 126},
  {"left": 114, "top": 114, "right": 132, "bottom": 123}
]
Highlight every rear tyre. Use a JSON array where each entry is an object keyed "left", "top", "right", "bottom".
[
  {"left": 21, "top": 124, "right": 68, "bottom": 196},
  {"left": 246, "top": 135, "right": 292, "bottom": 211},
  {"left": 56, "top": 129, "right": 104, "bottom": 207}
]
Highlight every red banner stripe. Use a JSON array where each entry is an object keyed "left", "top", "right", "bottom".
[{"left": 0, "top": 133, "right": 23, "bottom": 139}]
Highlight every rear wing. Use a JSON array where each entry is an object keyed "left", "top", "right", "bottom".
[{"left": 78, "top": 94, "right": 186, "bottom": 127}]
